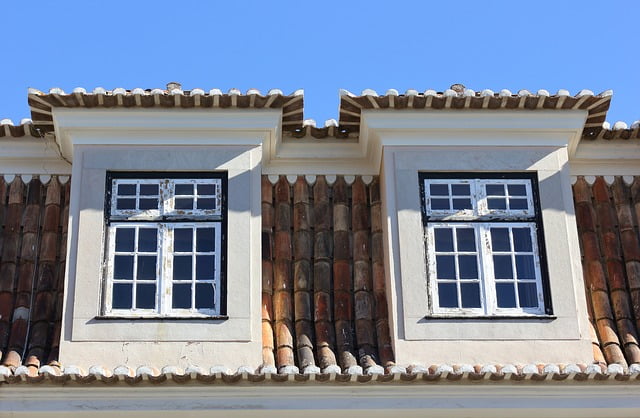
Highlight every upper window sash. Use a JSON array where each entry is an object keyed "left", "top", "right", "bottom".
[
  {"left": 111, "top": 178, "right": 223, "bottom": 220},
  {"left": 424, "top": 178, "right": 535, "bottom": 221}
]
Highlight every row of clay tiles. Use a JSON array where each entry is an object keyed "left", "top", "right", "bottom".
[
  {"left": 574, "top": 176, "right": 640, "bottom": 368},
  {"left": 261, "top": 175, "right": 394, "bottom": 374},
  {"left": 0, "top": 176, "right": 69, "bottom": 370},
  {"left": 2, "top": 362, "right": 640, "bottom": 384}
]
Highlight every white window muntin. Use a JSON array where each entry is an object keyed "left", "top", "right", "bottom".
[
  {"left": 424, "top": 178, "right": 535, "bottom": 220},
  {"left": 426, "top": 222, "right": 545, "bottom": 316},
  {"left": 105, "top": 222, "right": 222, "bottom": 317},
  {"left": 111, "top": 178, "right": 222, "bottom": 219}
]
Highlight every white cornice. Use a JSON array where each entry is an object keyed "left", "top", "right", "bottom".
[
  {"left": 2, "top": 383, "right": 640, "bottom": 417},
  {"left": 570, "top": 139, "right": 640, "bottom": 176},
  {"left": 0, "top": 136, "right": 71, "bottom": 174}
]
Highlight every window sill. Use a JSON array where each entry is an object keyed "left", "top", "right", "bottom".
[
  {"left": 423, "top": 314, "right": 557, "bottom": 321},
  {"left": 94, "top": 315, "right": 229, "bottom": 321}
]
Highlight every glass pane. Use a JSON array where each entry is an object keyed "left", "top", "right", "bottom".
[
  {"left": 486, "top": 184, "right": 505, "bottom": 196},
  {"left": 118, "top": 184, "right": 136, "bottom": 196},
  {"left": 452, "top": 198, "right": 472, "bottom": 210},
  {"left": 174, "top": 228, "right": 193, "bottom": 252},
  {"left": 438, "top": 283, "right": 458, "bottom": 308},
  {"left": 451, "top": 184, "right": 470, "bottom": 195},
  {"left": 196, "top": 255, "right": 215, "bottom": 280},
  {"left": 436, "top": 255, "right": 456, "bottom": 279},
  {"left": 197, "top": 198, "right": 216, "bottom": 210},
  {"left": 114, "top": 255, "right": 134, "bottom": 280},
  {"left": 430, "top": 184, "right": 449, "bottom": 196},
  {"left": 496, "top": 283, "right": 516, "bottom": 308},
  {"left": 112, "top": 283, "right": 132, "bottom": 309},
  {"left": 138, "top": 228, "right": 157, "bottom": 252},
  {"left": 195, "top": 283, "right": 215, "bottom": 309},
  {"left": 493, "top": 255, "right": 513, "bottom": 279},
  {"left": 508, "top": 184, "right": 527, "bottom": 196},
  {"left": 430, "top": 198, "right": 450, "bottom": 210},
  {"left": 115, "top": 228, "right": 135, "bottom": 252},
  {"left": 136, "top": 284, "right": 156, "bottom": 309},
  {"left": 434, "top": 228, "right": 454, "bottom": 252},
  {"left": 456, "top": 228, "right": 476, "bottom": 251},
  {"left": 516, "top": 255, "right": 536, "bottom": 279},
  {"left": 140, "top": 184, "right": 159, "bottom": 195},
  {"left": 117, "top": 198, "right": 136, "bottom": 210},
  {"left": 173, "top": 256, "right": 193, "bottom": 281},
  {"left": 509, "top": 198, "right": 528, "bottom": 210},
  {"left": 460, "top": 283, "right": 481, "bottom": 308},
  {"left": 137, "top": 256, "right": 157, "bottom": 280},
  {"left": 175, "top": 198, "right": 193, "bottom": 210},
  {"left": 196, "top": 228, "right": 215, "bottom": 252},
  {"left": 173, "top": 283, "right": 191, "bottom": 309},
  {"left": 518, "top": 282, "right": 539, "bottom": 308},
  {"left": 512, "top": 228, "right": 533, "bottom": 252},
  {"left": 175, "top": 184, "right": 193, "bottom": 195},
  {"left": 139, "top": 198, "right": 158, "bottom": 210},
  {"left": 487, "top": 198, "right": 507, "bottom": 210},
  {"left": 490, "top": 228, "right": 510, "bottom": 251},
  {"left": 458, "top": 255, "right": 478, "bottom": 279},
  {"left": 197, "top": 184, "right": 216, "bottom": 195}
]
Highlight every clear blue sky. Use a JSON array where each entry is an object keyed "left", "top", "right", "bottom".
[{"left": 1, "top": 1, "right": 638, "bottom": 125}]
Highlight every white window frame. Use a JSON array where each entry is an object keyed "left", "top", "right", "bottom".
[
  {"left": 103, "top": 174, "right": 225, "bottom": 318},
  {"left": 422, "top": 175, "right": 548, "bottom": 317}
]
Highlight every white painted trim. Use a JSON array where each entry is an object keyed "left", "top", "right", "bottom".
[
  {"left": 2, "top": 383, "right": 640, "bottom": 417},
  {"left": 0, "top": 136, "right": 71, "bottom": 174},
  {"left": 570, "top": 139, "right": 640, "bottom": 176}
]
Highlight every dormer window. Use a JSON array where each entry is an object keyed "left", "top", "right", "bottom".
[
  {"left": 421, "top": 173, "right": 551, "bottom": 317},
  {"left": 104, "top": 173, "right": 226, "bottom": 318}
]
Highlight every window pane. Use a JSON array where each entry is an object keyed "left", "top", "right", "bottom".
[
  {"left": 196, "top": 228, "right": 215, "bottom": 252},
  {"left": 114, "top": 255, "right": 134, "bottom": 280},
  {"left": 512, "top": 228, "right": 533, "bottom": 252},
  {"left": 175, "top": 198, "right": 193, "bottom": 210},
  {"left": 487, "top": 198, "right": 507, "bottom": 209},
  {"left": 452, "top": 198, "right": 472, "bottom": 210},
  {"left": 196, "top": 256, "right": 215, "bottom": 280},
  {"left": 456, "top": 228, "right": 476, "bottom": 251},
  {"left": 197, "top": 184, "right": 216, "bottom": 195},
  {"left": 434, "top": 228, "right": 454, "bottom": 252},
  {"left": 508, "top": 184, "right": 527, "bottom": 196},
  {"left": 486, "top": 184, "right": 505, "bottom": 196},
  {"left": 136, "top": 284, "right": 156, "bottom": 309},
  {"left": 139, "top": 198, "right": 158, "bottom": 210},
  {"left": 509, "top": 198, "right": 528, "bottom": 210},
  {"left": 140, "top": 184, "right": 159, "bottom": 195},
  {"left": 516, "top": 255, "right": 536, "bottom": 279},
  {"left": 117, "top": 198, "right": 136, "bottom": 210},
  {"left": 436, "top": 255, "right": 456, "bottom": 279},
  {"left": 137, "top": 256, "right": 157, "bottom": 280},
  {"left": 430, "top": 184, "right": 449, "bottom": 196},
  {"left": 490, "top": 228, "right": 510, "bottom": 251},
  {"left": 438, "top": 283, "right": 458, "bottom": 308},
  {"left": 175, "top": 184, "right": 193, "bottom": 195},
  {"left": 496, "top": 283, "right": 516, "bottom": 308},
  {"left": 118, "top": 184, "right": 136, "bottom": 195},
  {"left": 174, "top": 228, "right": 193, "bottom": 252},
  {"left": 112, "top": 283, "right": 132, "bottom": 309},
  {"left": 458, "top": 255, "right": 478, "bottom": 279},
  {"left": 173, "top": 256, "right": 192, "bottom": 281},
  {"left": 493, "top": 255, "right": 513, "bottom": 279},
  {"left": 115, "top": 228, "right": 135, "bottom": 252},
  {"left": 451, "top": 184, "right": 470, "bottom": 195},
  {"left": 197, "top": 198, "right": 216, "bottom": 210},
  {"left": 138, "top": 228, "right": 157, "bottom": 252},
  {"left": 173, "top": 284, "right": 191, "bottom": 309},
  {"left": 460, "top": 283, "right": 481, "bottom": 308},
  {"left": 195, "top": 283, "right": 215, "bottom": 309},
  {"left": 430, "top": 198, "right": 450, "bottom": 210},
  {"left": 518, "top": 283, "right": 539, "bottom": 308}
]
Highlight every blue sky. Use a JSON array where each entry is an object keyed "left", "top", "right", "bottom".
[{"left": 1, "top": 1, "right": 638, "bottom": 125}]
